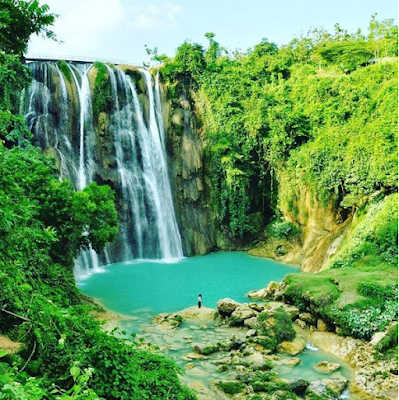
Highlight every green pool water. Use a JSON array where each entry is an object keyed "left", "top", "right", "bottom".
[
  {"left": 76, "top": 251, "right": 356, "bottom": 399},
  {"left": 76, "top": 251, "right": 298, "bottom": 320}
]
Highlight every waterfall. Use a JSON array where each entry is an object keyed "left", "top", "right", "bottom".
[{"left": 22, "top": 61, "right": 183, "bottom": 270}]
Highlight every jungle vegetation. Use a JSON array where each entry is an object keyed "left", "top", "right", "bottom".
[{"left": 0, "top": 1, "right": 196, "bottom": 399}]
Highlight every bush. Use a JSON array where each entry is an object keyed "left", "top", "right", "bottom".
[
  {"left": 375, "top": 323, "right": 398, "bottom": 354},
  {"left": 216, "top": 381, "right": 245, "bottom": 395},
  {"left": 267, "top": 219, "right": 301, "bottom": 240}
]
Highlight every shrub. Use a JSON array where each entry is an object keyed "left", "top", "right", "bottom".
[
  {"left": 375, "top": 323, "right": 398, "bottom": 354},
  {"left": 216, "top": 381, "right": 245, "bottom": 395},
  {"left": 267, "top": 219, "right": 301, "bottom": 240}
]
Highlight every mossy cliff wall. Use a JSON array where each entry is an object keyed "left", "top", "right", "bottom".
[{"left": 160, "top": 82, "right": 218, "bottom": 256}]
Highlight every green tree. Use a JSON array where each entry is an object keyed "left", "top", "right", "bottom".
[{"left": 0, "top": 0, "right": 56, "bottom": 55}]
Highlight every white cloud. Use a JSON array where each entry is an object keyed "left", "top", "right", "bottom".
[{"left": 28, "top": 0, "right": 125, "bottom": 56}]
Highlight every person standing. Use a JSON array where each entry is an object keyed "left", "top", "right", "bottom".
[{"left": 198, "top": 294, "right": 202, "bottom": 308}]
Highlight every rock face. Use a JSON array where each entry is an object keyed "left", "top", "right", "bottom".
[{"left": 161, "top": 84, "right": 218, "bottom": 256}]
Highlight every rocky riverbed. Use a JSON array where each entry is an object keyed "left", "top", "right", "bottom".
[{"left": 94, "top": 281, "right": 397, "bottom": 400}]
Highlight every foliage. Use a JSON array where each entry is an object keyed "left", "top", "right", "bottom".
[
  {"left": 160, "top": 16, "right": 397, "bottom": 246},
  {"left": 57, "top": 60, "right": 72, "bottom": 83},
  {"left": 330, "top": 193, "right": 398, "bottom": 268},
  {"left": 0, "top": 0, "right": 56, "bottom": 55},
  {"left": 92, "top": 62, "right": 113, "bottom": 122},
  {"left": 257, "top": 308, "right": 296, "bottom": 351},
  {"left": 375, "top": 323, "right": 398, "bottom": 355},
  {"left": 267, "top": 219, "right": 300, "bottom": 240},
  {"left": 216, "top": 381, "right": 245, "bottom": 395}
]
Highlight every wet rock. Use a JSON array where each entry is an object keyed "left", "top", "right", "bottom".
[
  {"left": 244, "top": 317, "right": 258, "bottom": 329},
  {"left": 299, "top": 312, "right": 317, "bottom": 325},
  {"left": 187, "top": 381, "right": 219, "bottom": 400},
  {"left": 193, "top": 342, "right": 219, "bottom": 355},
  {"left": 185, "top": 352, "right": 208, "bottom": 360},
  {"left": 230, "top": 304, "right": 256, "bottom": 325},
  {"left": 323, "top": 377, "right": 348, "bottom": 397},
  {"left": 185, "top": 362, "right": 195, "bottom": 370},
  {"left": 264, "top": 301, "right": 300, "bottom": 320},
  {"left": 306, "top": 381, "right": 335, "bottom": 399},
  {"left": 313, "top": 361, "right": 341, "bottom": 374},
  {"left": 278, "top": 336, "right": 306, "bottom": 355},
  {"left": 217, "top": 298, "right": 239, "bottom": 317},
  {"left": 178, "top": 306, "right": 218, "bottom": 321},
  {"left": 152, "top": 313, "right": 182, "bottom": 329},
  {"left": 247, "top": 288, "right": 268, "bottom": 299}
]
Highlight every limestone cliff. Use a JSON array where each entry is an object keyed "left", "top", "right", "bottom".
[{"left": 160, "top": 82, "right": 217, "bottom": 256}]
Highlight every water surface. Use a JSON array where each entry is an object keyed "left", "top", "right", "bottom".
[{"left": 76, "top": 251, "right": 298, "bottom": 321}]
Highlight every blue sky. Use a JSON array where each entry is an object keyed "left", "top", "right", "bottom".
[{"left": 27, "top": 0, "right": 398, "bottom": 65}]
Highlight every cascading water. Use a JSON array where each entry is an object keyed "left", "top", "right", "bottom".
[{"left": 22, "top": 61, "right": 183, "bottom": 272}]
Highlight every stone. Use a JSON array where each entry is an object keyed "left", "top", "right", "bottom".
[
  {"left": 185, "top": 352, "right": 208, "bottom": 360},
  {"left": 313, "top": 361, "right": 341, "bottom": 374},
  {"left": 248, "top": 303, "right": 264, "bottom": 312},
  {"left": 187, "top": 381, "right": 216, "bottom": 400},
  {"left": 282, "top": 357, "right": 300, "bottom": 366},
  {"left": 306, "top": 381, "right": 335, "bottom": 400},
  {"left": 152, "top": 313, "right": 182, "bottom": 329},
  {"left": 217, "top": 298, "right": 240, "bottom": 317},
  {"left": 370, "top": 331, "right": 386, "bottom": 346},
  {"left": 278, "top": 336, "right": 306, "bottom": 355},
  {"left": 230, "top": 304, "right": 256, "bottom": 324},
  {"left": 323, "top": 378, "right": 348, "bottom": 397},
  {"left": 264, "top": 301, "right": 300, "bottom": 320},
  {"left": 247, "top": 288, "right": 268, "bottom": 299},
  {"left": 177, "top": 306, "right": 218, "bottom": 321},
  {"left": 193, "top": 342, "right": 219, "bottom": 355},
  {"left": 299, "top": 312, "right": 317, "bottom": 325},
  {"left": 185, "top": 362, "right": 195, "bottom": 370},
  {"left": 317, "top": 318, "right": 330, "bottom": 332},
  {"left": 244, "top": 317, "right": 259, "bottom": 329},
  {"left": 246, "top": 329, "right": 256, "bottom": 337},
  {"left": 295, "top": 319, "right": 307, "bottom": 329}
]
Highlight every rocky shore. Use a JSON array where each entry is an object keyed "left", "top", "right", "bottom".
[{"left": 147, "top": 282, "right": 397, "bottom": 400}]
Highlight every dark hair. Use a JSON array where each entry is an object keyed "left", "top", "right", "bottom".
[{"left": 199, "top": 294, "right": 202, "bottom": 296}]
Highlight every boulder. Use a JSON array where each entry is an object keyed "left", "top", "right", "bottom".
[
  {"left": 187, "top": 381, "right": 217, "bottom": 400},
  {"left": 217, "top": 298, "right": 240, "bottom": 316},
  {"left": 313, "top": 361, "right": 341, "bottom": 374},
  {"left": 152, "top": 313, "right": 182, "bottom": 329},
  {"left": 278, "top": 336, "right": 306, "bottom": 355},
  {"left": 230, "top": 304, "right": 256, "bottom": 325},
  {"left": 263, "top": 302, "right": 300, "bottom": 320},
  {"left": 299, "top": 312, "right": 317, "bottom": 325},
  {"left": 244, "top": 317, "right": 259, "bottom": 329},
  {"left": 323, "top": 378, "right": 348, "bottom": 397},
  {"left": 193, "top": 342, "right": 219, "bottom": 355},
  {"left": 306, "top": 381, "right": 335, "bottom": 400},
  {"left": 178, "top": 306, "right": 218, "bottom": 321},
  {"left": 247, "top": 288, "right": 268, "bottom": 299},
  {"left": 317, "top": 318, "right": 331, "bottom": 332}
]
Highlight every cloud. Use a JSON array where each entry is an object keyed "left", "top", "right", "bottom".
[
  {"left": 128, "top": 2, "right": 183, "bottom": 30},
  {"left": 28, "top": 0, "right": 125, "bottom": 56}
]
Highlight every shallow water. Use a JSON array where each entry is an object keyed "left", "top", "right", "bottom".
[{"left": 76, "top": 252, "right": 357, "bottom": 399}]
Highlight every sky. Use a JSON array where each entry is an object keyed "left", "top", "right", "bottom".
[{"left": 27, "top": 0, "right": 398, "bottom": 66}]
